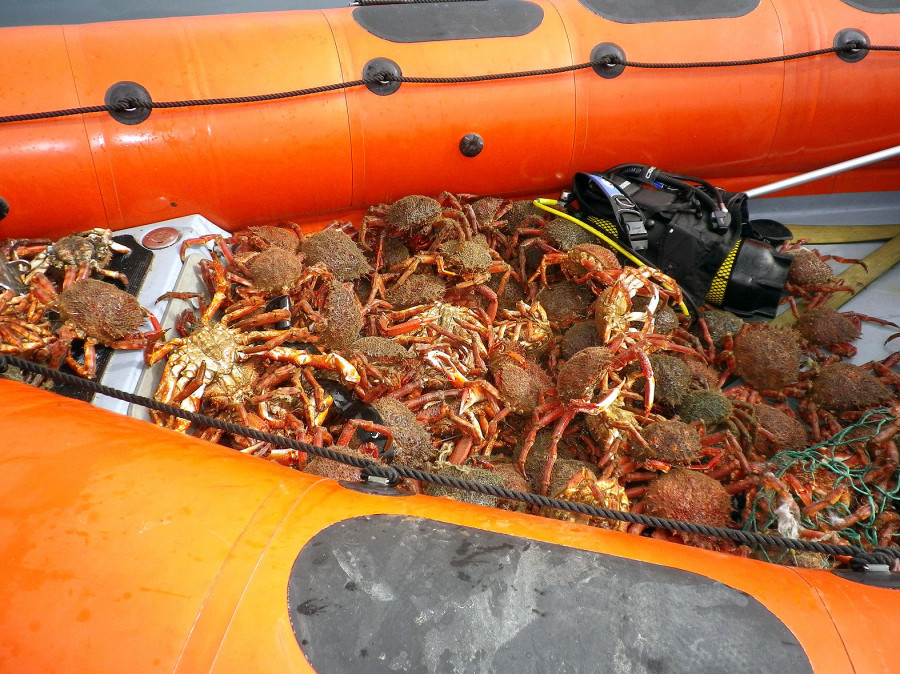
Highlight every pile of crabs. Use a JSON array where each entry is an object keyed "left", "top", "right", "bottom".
[{"left": 2, "top": 193, "right": 899, "bottom": 568}]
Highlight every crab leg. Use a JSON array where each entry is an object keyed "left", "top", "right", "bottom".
[
  {"left": 336, "top": 418, "right": 395, "bottom": 455},
  {"left": 257, "top": 347, "right": 360, "bottom": 384},
  {"left": 151, "top": 359, "right": 212, "bottom": 432}
]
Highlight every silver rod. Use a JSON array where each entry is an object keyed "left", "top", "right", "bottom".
[{"left": 745, "top": 144, "right": 900, "bottom": 198}]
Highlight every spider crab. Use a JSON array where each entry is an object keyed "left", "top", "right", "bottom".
[
  {"left": 340, "top": 336, "right": 420, "bottom": 403},
  {"left": 387, "top": 234, "right": 513, "bottom": 322},
  {"left": 529, "top": 242, "right": 622, "bottom": 288},
  {"left": 792, "top": 304, "right": 898, "bottom": 360},
  {"left": 18, "top": 228, "right": 131, "bottom": 287},
  {"left": 593, "top": 265, "right": 703, "bottom": 410},
  {"left": 778, "top": 240, "right": 866, "bottom": 308},
  {"left": 179, "top": 221, "right": 305, "bottom": 260},
  {"left": 29, "top": 276, "right": 162, "bottom": 378},
  {"left": 594, "top": 265, "right": 685, "bottom": 343},
  {"left": 146, "top": 262, "right": 360, "bottom": 432},
  {"left": 716, "top": 322, "right": 802, "bottom": 394},
  {"left": 376, "top": 300, "right": 492, "bottom": 377},
  {"left": 627, "top": 468, "right": 745, "bottom": 555},
  {"left": 516, "top": 346, "right": 651, "bottom": 495},
  {"left": 358, "top": 192, "right": 472, "bottom": 253},
  {"left": 492, "top": 300, "right": 555, "bottom": 359},
  {"left": 180, "top": 233, "right": 325, "bottom": 304},
  {"left": 171, "top": 247, "right": 362, "bottom": 351},
  {"left": 0, "top": 286, "right": 55, "bottom": 359},
  {"left": 451, "top": 194, "right": 516, "bottom": 253}
]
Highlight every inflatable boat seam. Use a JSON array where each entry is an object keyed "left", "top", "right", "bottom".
[{"left": 174, "top": 481, "right": 312, "bottom": 672}]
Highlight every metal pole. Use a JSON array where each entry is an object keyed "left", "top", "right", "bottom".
[{"left": 745, "top": 144, "right": 900, "bottom": 198}]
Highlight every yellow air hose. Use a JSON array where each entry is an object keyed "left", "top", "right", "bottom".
[{"left": 532, "top": 198, "right": 690, "bottom": 315}]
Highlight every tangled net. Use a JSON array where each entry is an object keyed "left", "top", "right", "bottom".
[{"left": 746, "top": 407, "right": 899, "bottom": 561}]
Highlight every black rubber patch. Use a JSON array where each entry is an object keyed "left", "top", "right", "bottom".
[
  {"left": 459, "top": 133, "right": 484, "bottom": 158},
  {"left": 352, "top": 0, "right": 543, "bottom": 43},
  {"left": 362, "top": 58, "right": 402, "bottom": 96},
  {"left": 337, "top": 481, "right": 409, "bottom": 497},
  {"left": 288, "top": 514, "right": 813, "bottom": 674},
  {"left": 578, "top": 0, "right": 759, "bottom": 23},
  {"left": 53, "top": 235, "right": 154, "bottom": 403},
  {"left": 838, "top": 0, "right": 900, "bottom": 12},
  {"left": 591, "top": 42, "right": 626, "bottom": 78}
]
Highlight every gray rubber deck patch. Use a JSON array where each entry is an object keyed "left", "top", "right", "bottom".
[
  {"left": 352, "top": 1, "right": 543, "bottom": 43},
  {"left": 837, "top": 0, "right": 900, "bottom": 12},
  {"left": 288, "top": 514, "right": 813, "bottom": 673},
  {"left": 0, "top": 0, "right": 345, "bottom": 27},
  {"left": 577, "top": 0, "right": 759, "bottom": 24}
]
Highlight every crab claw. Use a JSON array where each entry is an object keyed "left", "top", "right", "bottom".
[
  {"left": 151, "top": 359, "right": 211, "bottom": 432},
  {"left": 573, "top": 382, "right": 623, "bottom": 416},
  {"left": 258, "top": 346, "right": 361, "bottom": 384},
  {"left": 424, "top": 351, "right": 500, "bottom": 414}
]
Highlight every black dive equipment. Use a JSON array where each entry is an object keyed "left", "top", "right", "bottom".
[{"left": 567, "top": 165, "right": 793, "bottom": 318}]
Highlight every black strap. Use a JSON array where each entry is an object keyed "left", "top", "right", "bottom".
[{"left": 572, "top": 172, "right": 648, "bottom": 250}]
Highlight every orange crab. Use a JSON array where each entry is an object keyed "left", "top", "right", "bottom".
[
  {"left": 387, "top": 235, "right": 513, "bottom": 322},
  {"left": 146, "top": 259, "right": 360, "bottom": 432},
  {"left": 516, "top": 346, "right": 634, "bottom": 495},
  {"left": 146, "top": 313, "right": 360, "bottom": 432},
  {"left": 358, "top": 192, "right": 472, "bottom": 252},
  {"left": 528, "top": 242, "right": 622, "bottom": 288},
  {"left": 30, "top": 276, "right": 162, "bottom": 378},
  {"left": 18, "top": 228, "right": 131, "bottom": 287},
  {"left": 778, "top": 240, "right": 866, "bottom": 309}
]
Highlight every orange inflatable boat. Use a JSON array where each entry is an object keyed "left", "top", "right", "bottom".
[{"left": 1, "top": 1, "right": 900, "bottom": 672}]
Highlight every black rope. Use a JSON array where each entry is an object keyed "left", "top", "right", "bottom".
[
  {"left": 613, "top": 43, "right": 900, "bottom": 69},
  {"left": 849, "top": 548, "right": 900, "bottom": 571},
  {"left": 0, "top": 80, "right": 368, "bottom": 124},
  {"left": 1, "top": 43, "right": 897, "bottom": 125},
  {"left": 3, "top": 353, "right": 895, "bottom": 567}
]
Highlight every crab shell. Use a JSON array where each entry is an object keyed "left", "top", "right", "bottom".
[{"left": 57, "top": 278, "right": 145, "bottom": 345}]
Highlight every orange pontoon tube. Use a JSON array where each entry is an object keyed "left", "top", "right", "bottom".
[
  {"left": 0, "top": 378, "right": 897, "bottom": 673},
  {"left": 0, "top": 0, "right": 899, "bottom": 237}
]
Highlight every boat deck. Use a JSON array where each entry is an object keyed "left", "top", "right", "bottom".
[{"left": 750, "top": 190, "right": 900, "bottom": 365}]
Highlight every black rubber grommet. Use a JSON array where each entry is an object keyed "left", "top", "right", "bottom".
[
  {"left": 338, "top": 480, "right": 408, "bottom": 497},
  {"left": 0, "top": 197, "right": 8, "bottom": 222},
  {"left": 834, "top": 28, "right": 869, "bottom": 63},
  {"left": 104, "top": 81, "right": 152, "bottom": 125},
  {"left": 591, "top": 42, "right": 626, "bottom": 79},
  {"left": 362, "top": 58, "right": 402, "bottom": 96},
  {"left": 459, "top": 133, "right": 484, "bottom": 157}
]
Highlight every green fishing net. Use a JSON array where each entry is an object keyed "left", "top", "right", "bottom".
[{"left": 745, "top": 407, "right": 899, "bottom": 561}]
